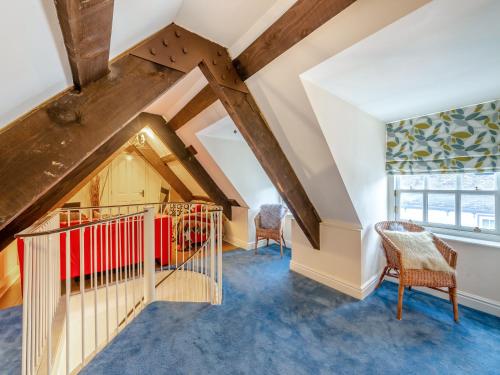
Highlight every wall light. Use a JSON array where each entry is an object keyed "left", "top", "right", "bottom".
[{"left": 142, "top": 127, "right": 155, "bottom": 139}]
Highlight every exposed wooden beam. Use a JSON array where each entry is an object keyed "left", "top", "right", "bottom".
[
  {"left": 0, "top": 56, "right": 184, "bottom": 250},
  {"left": 161, "top": 154, "right": 178, "bottom": 163},
  {"left": 186, "top": 145, "right": 197, "bottom": 155},
  {"left": 133, "top": 142, "right": 193, "bottom": 202},
  {"left": 54, "top": 0, "right": 115, "bottom": 88},
  {"left": 169, "top": 84, "right": 218, "bottom": 130},
  {"left": 57, "top": 142, "right": 131, "bottom": 207},
  {"left": 128, "top": 24, "right": 321, "bottom": 248},
  {"left": 233, "top": 0, "right": 356, "bottom": 80},
  {"left": 192, "top": 195, "right": 213, "bottom": 202},
  {"left": 144, "top": 113, "right": 234, "bottom": 220},
  {"left": 167, "top": 1, "right": 356, "bottom": 129},
  {"left": 200, "top": 63, "right": 321, "bottom": 249}
]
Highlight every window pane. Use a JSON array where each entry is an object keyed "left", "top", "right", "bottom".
[
  {"left": 399, "top": 193, "right": 423, "bottom": 221},
  {"left": 461, "top": 194, "right": 495, "bottom": 230},
  {"left": 428, "top": 194, "right": 455, "bottom": 225},
  {"left": 462, "top": 173, "right": 496, "bottom": 191},
  {"left": 427, "top": 174, "right": 457, "bottom": 190},
  {"left": 397, "top": 175, "right": 425, "bottom": 190}
]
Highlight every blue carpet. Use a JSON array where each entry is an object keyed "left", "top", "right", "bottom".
[
  {"left": 0, "top": 305, "right": 22, "bottom": 374},
  {"left": 80, "top": 245, "right": 498, "bottom": 374}
]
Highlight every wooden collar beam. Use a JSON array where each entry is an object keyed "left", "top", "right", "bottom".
[
  {"left": 233, "top": 0, "right": 356, "bottom": 80},
  {"left": 144, "top": 113, "right": 234, "bottom": 220},
  {"left": 161, "top": 154, "right": 179, "bottom": 163},
  {"left": 132, "top": 25, "right": 320, "bottom": 248},
  {"left": 0, "top": 17, "right": 325, "bottom": 249},
  {"left": 133, "top": 141, "right": 193, "bottom": 202},
  {"left": 169, "top": 85, "right": 218, "bottom": 131},
  {"left": 166, "top": 0, "right": 357, "bottom": 132},
  {"left": 0, "top": 57, "right": 184, "bottom": 250}
]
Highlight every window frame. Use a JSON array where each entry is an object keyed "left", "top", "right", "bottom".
[{"left": 388, "top": 173, "right": 500, "bottom": 241}]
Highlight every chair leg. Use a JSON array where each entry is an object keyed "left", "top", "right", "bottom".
[
  {"left": 254, "top": 235, "right": 259, "bottom": 255},
  {"left": 280, "top": 238, "right": 283, "bottom": 258},
  {"left": 449, "top": 287, "right": 459, "bottom": 322},
  {"left": 266, "top": 238, "right": 269, "bottom": 247},
  {"left": 376, "top": 266, "right": 388, "bottom": 289},
  {"left": 281, "top": 233, "right": 287, "bottom": 249},
  {"left": 397, "top": 283, "right": 405, "bottom": 320}
]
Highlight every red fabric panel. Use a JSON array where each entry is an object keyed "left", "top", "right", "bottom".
[
  {"left": 17, "top": 216, "right": 173, "bottom": 284},
  {"left": 155, "top": 216, "right": 173, "bottom": 266}
]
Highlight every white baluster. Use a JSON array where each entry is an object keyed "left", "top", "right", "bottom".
[{"left": 144, "top": 207, "right": 156, "bottom": 304}]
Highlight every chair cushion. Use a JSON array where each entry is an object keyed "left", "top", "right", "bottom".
[
  {"left": 388, "top": 222, "right": 406, "bottom": 232},
  {"left": 383, "top": 230, "right": 454, "bottom": 273},
  {"left": 259, "top": 204, "right": 286, "bottom": 229}
]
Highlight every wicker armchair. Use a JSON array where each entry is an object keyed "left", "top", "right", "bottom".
[
  {"left": 254, "top": 205, "right": 287, "bottom": 258},
  {"left": 375, "top": 221, "right": 458, "bottom": 322}
]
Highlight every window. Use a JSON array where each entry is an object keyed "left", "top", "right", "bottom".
[{"left": 392, "top": 173, "right": 499, "bottom": 239}]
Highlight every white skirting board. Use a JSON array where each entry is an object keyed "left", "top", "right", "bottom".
[
  {"left": 386, "top": 279, "right": 500, "bottom": 317},
  {"left": 290, "top": 260, "right": 378, "bottom": 300},
  {"left": 290, "top": 260, "right": 500, "bottom": 316},
  {"left": 224, "top": 236, "right": 291, "bottom": 251}
]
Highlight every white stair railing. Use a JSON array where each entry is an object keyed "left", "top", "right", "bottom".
[{"left": 16, "top": 202, "right": 223, "bottom": 375}]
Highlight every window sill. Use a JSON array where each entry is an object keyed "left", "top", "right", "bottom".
[{"left": 434, "top": 233, "right": 500, "bottom": 249}]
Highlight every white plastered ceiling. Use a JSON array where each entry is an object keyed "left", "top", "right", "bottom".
[
  {"left": 0, "top": 0, "right": 284, "bottom": 129},
  {"left": 302, "top": 0, "right": 500, "bottom": 123}
]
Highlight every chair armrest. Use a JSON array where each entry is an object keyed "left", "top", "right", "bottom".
[
  {"left": 375, "top": 225, "right": 403, "bottom": 269},
  {"left": 254, "top": 213, "right": 261, "bottom": 229},
  {"left": 432, "top": 236, "right": 458, "bottom": 269},
  {"left": 382, "top": 239, "right": 404, "bottom": 269}
]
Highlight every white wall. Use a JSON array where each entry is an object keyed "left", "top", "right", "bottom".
[
  {"left": 301, "top": 81, "right": 387, "bottom": 286},
  {"left": 248, "top": 0, "right": 428, "bottom": 298},
  {"left": 291, "top": 220, "right": 368, "bottom": 298},
  {"left": 67, "top": 151, "right": 171, "bottom": 207},
  {"left": 176, "top": 101, "right": 246, "bottom": 207},
  {"left": 444, "top": 238, "right": 500, "bottom": 316},
  {"left": 198, "top": 116, "right": 281, "bottom": 249},
  {"left": 288, "top": 87, "right": 386, "bottom": 298},
  {"left": 245, "top": 0, "right": 429, "bottom": 225},
  {"left": 225, "top": 207, "right": 250, "bottom": 249},
  {"left": 387, "top": 237, "right": 500, "bottom": 317}
]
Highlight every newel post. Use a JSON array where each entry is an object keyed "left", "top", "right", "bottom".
[{"left": 144, "top": 206, "right": 156, "bottom": 304}]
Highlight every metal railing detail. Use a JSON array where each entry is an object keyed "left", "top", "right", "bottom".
[{"left": 16, "top": 202, "right": 223, "bottom": 375}]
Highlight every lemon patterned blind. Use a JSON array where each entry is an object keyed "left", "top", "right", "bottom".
[{"left": 386, "top": 100, "right": 499, "bottom": 175}]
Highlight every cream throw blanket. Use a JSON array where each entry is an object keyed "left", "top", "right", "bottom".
[{"left": 383, "top": 230, "right": 454, "bottom": 273}]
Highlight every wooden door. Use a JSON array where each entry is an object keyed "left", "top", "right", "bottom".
[{"left": 111, "top": 153, "right": 147, "bottom": 205}]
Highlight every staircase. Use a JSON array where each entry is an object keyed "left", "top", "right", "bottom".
[{"left": 15, "top": 202, "right": 223, "bottom": 374}]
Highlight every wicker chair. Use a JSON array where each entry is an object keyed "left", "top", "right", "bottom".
[
  {"left": 375, "top": 221, "right": 458, "bottom": 322},
  {"left": 254, "top": 205, "right": 287, "bottom": 258}
]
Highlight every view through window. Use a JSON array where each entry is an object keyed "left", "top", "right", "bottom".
[{"left": 394, "top": 173, "right": 499, "bottom": 236}]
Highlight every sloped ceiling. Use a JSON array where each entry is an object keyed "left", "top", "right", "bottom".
[
  {"left": 0, "top": 0, "right": 432, "bottom": 229},
  {"left": 0, "top": 0, "right": 286, "bottom": 130},
  {"left": 244, "top": 0, "right": 429, "bottom": 222},
  {"left": 0, "top": 0, "right": 183, "bottom": 130},
  {"left": 174, "top": 0, "right": 280, "bottom": 47},
  {"left": 197, "top": 116, "right": 279, "bottom": 210},
  {"left": 301, "top": 0, "right": 500, "bottom": 123}
]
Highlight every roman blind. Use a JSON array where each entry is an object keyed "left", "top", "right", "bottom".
[{"left": 386, "top": 100, "right": 499, "bottom": 174}]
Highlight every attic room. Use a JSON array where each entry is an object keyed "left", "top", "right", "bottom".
[{"left": 0, "top": 0, "right": 499, "bottom": 374}]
